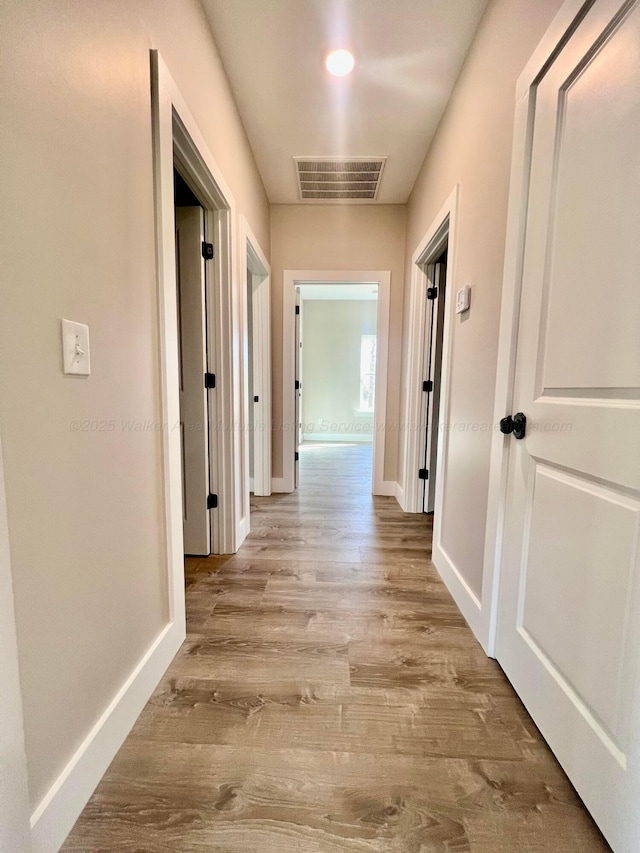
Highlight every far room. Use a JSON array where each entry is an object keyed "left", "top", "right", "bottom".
[{"left": 296, "top": 282, "right": 378, "bottom": 491}]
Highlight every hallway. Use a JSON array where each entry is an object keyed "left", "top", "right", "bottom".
[{"left": 63, "top": 445, "right": 608, "bottom": 852}]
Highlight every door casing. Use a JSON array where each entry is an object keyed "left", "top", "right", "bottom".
[
  {"left": 0, "top": 431, "right": 31, "bottom": 851},
  {"left": 398, "top": 188, "right": 489, "bottom": 646},
  {"left": 240, "top": 215, "right": 271, "bottom": 503},
  {"left": 152, "top": 50, "right": 246, "bottom": 612}
]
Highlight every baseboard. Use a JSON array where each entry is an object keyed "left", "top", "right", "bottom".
[
  {"left": 270, "top": 477, "right": 288, "bottom": 493},
  {"left": 374, "top": 480, "right": 397, "bottom": 497},
  {"left": 30, "top": 620, "right": 184, "bottom": 853},
  {"left": 394, "top": 481, "right": 406, "bottom": 509},
  {"left": 432, "top": 541, "right": 488, "bottom": 653},
  {"left": 236, "top": 516, "right": 250, "bottom": 549},
  {"left": 301, "top": 433, "right": 373, "bottom": 443}
]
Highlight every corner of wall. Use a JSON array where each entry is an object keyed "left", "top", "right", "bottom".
[{"left": 30, "top": 620, "right": 183, "bottom": 853}]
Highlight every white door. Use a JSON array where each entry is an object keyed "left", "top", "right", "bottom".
[
  {"left": 249, "top": 273, "right": 269, "bottom": 496},
  {"left": 419, "top": 258, "right": 447, "bottom": 514},
  {"left": 497, "top": 2, "right": 640, "bottom": 850},
  {"left": 175, "top": 206, "right": 211, "bottom": 555}
]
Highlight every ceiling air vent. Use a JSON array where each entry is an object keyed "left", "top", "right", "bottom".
[{"left": 294, "top": 157, "right": 387, "bottom": 202}]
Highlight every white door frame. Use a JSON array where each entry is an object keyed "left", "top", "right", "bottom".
[
  {"left": 151, "top": 50, "right": 243, "bottom": 572},
  {"left": 282, "top": 270, "right": 391, "bottom": 495},
  {"left": 399, "top": 190, "right": 455, "bottom": 515},
  {"left": 239, "top": 215, "right": 271, "bottom": 502},
  {"left": 483, "top": 0, "right": 596, "bottom": 657},
  {"left": 398, "top": 188, "right": 489, "bottom": 643},
  {"left": 0, "top": 433, "right": 32, "bottom": 852}
]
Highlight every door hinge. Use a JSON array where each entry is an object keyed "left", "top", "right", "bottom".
[
  {"left": 422, "top": 379, "right": 433, "bottom": 393},
  {"left": 295, "top": 451, "right": 299, "bottom": 462},
  {"left": 295, "top": 379, "right": 300, "bottom": 390},
  {"left": 207, "top": 493, "right": 218, "bottom": 509},
  {"left": 254, "top": 395, "right": 259, "bottom": 403},
  {"left": 204, "top": 372, "right": 216, "bottom": 389},
  {"left": 427, "top": 286, "right": 438, "bottom": 300},
  {"left": 202, "top": 241, "right": 214, "bottom": 260},
  {"left": 295, "top": 305, "right": 300, "bottom": 315},
  {"left": 418, "top": 468, "right": 429, "bottom": 480}
]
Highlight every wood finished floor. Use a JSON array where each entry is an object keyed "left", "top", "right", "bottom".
[{"left": 63, "top": 443, "right": 610, "bottom": 852}]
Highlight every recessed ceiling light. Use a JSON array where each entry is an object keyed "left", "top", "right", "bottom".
[{"left": 326, "top": 49, "right": 355, "bottom": 77}]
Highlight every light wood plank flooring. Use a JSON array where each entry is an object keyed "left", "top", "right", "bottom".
[{"left": 63, "top": 442, "right": 610, "bottom": 852}]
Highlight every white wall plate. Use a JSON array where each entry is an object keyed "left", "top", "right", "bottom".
[{"left": 61, "top": 319, "right": 90, "bottom": 375}]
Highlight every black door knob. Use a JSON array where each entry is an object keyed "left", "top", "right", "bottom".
[
  {"left": 500, "top": 415, "right": 514, "bottom": 435},
  {"left": 500, "top": 412, "right": 526, "bottom": 440}
]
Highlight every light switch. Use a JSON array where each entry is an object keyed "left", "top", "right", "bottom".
[
  {"left": 455, "top": 285, "right": 470, "bottom": 314},
  {"left": 62, "top": 319, "right": 91, "bottom": 375}
]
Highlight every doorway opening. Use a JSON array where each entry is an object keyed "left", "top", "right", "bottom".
[
  {"left": 418, "top": 247, "right": 447, "bottom": 514},
  {"left": 173, "top": 168, "right": 213, "bottom": 557},
  {"left": 282, "top": 270, "right": 391, "bottom": 496},
  {"left": 294, "top": 283, "right": 379, "bottom": 493}
]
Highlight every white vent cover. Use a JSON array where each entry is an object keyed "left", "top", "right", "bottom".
[{"left": 294, "top": 157, "right": 387, "bottom": 201}]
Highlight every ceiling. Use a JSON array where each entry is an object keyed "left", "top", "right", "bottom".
[
  {"left": 299, "top": 283, "right": 378, "bottom": 300},
  {"left": 200, "top": 0, "right": 488, "bottom": 204}
]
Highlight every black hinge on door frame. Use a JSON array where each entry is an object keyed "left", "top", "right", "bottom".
[
  {"left": 294, "top": 379, "right": 300, "bottom": 390},
  {"left": 204, "top": 372, "right": 216, "bottom": 389},
  {"left": 418, "top": 468, "right": 429, "bottom": 480},
  {"left": 295, "top": 304, "right": 300, "bottom": 315},
  {"left": 202, "top": 241, "right": 214, "bottom": 260},
  {"left": 427, "top": 286, "right": 438, "bottom": 300},
  {"left": 295, "top": 451, "right": 299, "bottom": 462},
  {"left": 422, "top": 379, "right": 433, "bottom": 392},
  {"left": 207, "top": 493, "right": 218, "bottom": 509}
]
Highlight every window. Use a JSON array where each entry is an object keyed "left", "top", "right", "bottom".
[{"left": 359, "top": 334, "right": 377, "bottom": 412}]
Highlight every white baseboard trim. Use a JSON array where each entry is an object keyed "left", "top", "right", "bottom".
[
  {"left": 30, "top": 620, "right": 184, "bottom": 853},
  {"left": 270, "top": 477, "right": 288, "bottom": 493},
  {"left": 394, "top": 481, "right": 406, "bottom": 509},
  {"left": 301, "top": 433, "right": 373, "bottom": 444},
  {"left": 235, "top": 516, "right": 250, "bottom": 551},
  {"left": 432, "top": 542, "right": 488, "bottom": 653},
  {"left": 374, "top": 480, "right": 397, "bottom": 497}
]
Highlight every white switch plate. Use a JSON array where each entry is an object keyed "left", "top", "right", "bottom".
[
  {"left": 455, "top": 285, "right": 470, "bottom": 314},
  {"left": 62, "top": 319, "right": 91, "bottom": 375}
]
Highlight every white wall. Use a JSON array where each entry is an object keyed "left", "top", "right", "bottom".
[
  {"left": 270, "top": 204, "right": 406, "bottom": 481},
  {"left": 0, "top": 0, "right": 269, "bottom": 824},
  {"left": 301, "top": 300, "right": 377, "bottom": 441},
  {"left": 401, "top": 0, "right": 564, "bottom": 600}
]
